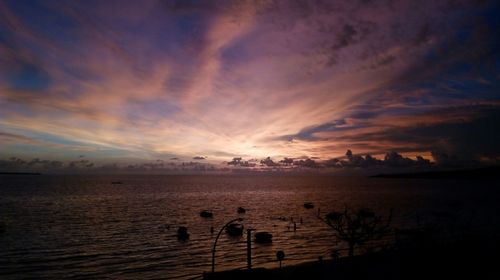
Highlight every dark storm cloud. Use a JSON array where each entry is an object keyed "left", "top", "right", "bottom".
[
  {"left": 405, "top": 109, "right": 500, "bottom": 160},
  {"left": 269, "top": 0, "right": 500, "bottom": 162},
  {"left": 430, "top": 151, "right": 465, "bottom": 167},
  {"left": 390, "top": 5, "right": 500, "bottom": 91},
  {"left": 323, "top": 150, "right": 432, "bottom": 169},
  {"left": 252, "top": 149, "right": 432, "bottom": 170},
  {"left": 383, "top": 151, "right": 418, "bottom": 167},
  {"left": 336, "top": 106, "right": 500, "bottom": 162}
]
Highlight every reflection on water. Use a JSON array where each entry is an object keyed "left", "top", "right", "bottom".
[{"left": 1, "top": 175, "right": 499, "bottom": 279}]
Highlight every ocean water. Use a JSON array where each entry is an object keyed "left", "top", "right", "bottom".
[{"left": 1, "top": 174, "right": 499, "bottom": 279}]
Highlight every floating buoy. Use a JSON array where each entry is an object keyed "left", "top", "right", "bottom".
[
  {"left": 200, "top": 210, "right": 213, "bottom": 218},
  {"left": 177, "top": 226, "right": 189, "bottom": 240},
  {"left": 255, "top": 231, "right": 273, "bottom": 243},
  {"left": 303, "top": 202, "right": 314, "bottom": 209},
  {"left": 226, "top": 223, "right": 244, "bottom": 236}
]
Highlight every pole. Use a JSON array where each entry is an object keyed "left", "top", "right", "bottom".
[
  {"left": 211, "top": 218, "right": 243, "bottom": 273},
  {"left": 247, "top": 229, "right": 253, "bottom": 270}
]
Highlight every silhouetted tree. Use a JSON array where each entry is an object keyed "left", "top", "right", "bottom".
[{"left": 324, "top": 207, "right": 392, "bottom": 257}]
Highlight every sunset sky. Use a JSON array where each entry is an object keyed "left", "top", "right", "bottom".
[{"left": 1, "top": 0, "right": 499, "bottom": 172}]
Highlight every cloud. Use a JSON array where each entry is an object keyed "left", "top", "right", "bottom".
[
  {"left": 260, "top": 157, "right": 278, "bottom": 167},
  {"left": 277, "top": 119, "right": 350, "bottom": 141},
  {"left": 326, "top": 149, "right": 434, "bottom": 169},
  {"left": 0, "top": 0, "right": 499, "bottom": 166},
  {"left": 0, "top": 156, "right": 223, "bottom": 174},
  {"left": 6, "top": 61, "right": 51, "bottom": 90},
  {"left": 0, "top": 131, "right": 37, "bottom": 143},
  {"left": 293, "top": 158, "right": 319, "bottom": 168},
  {"left": 68, "top": 159, "right": 94, "bottom": 169},
  {"left": 238, "top": 148, "right": 434, "bottom": 171},
  {"left": 350, "top": 106, "right": 500, "bottom": 161},
  {"left": 279, "top": 157, "right": 294, "bottom": 165},
  {"left": 0, "top": 157, "right": 64, "bottom": 172},
  {"left": 193, "top": 156, "right": 206, "bottom": 160},
  {"left": 383, "top": 151, "right": 417, "bottom": 167},
  {"left": 227, "top": 157, "right": 256, "bottom": 167},
  {"left": 332, "top": 24, "right": 358, "bottom": 50}
]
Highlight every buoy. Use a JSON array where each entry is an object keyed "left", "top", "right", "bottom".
[
  {"left": 200, "top": 210, "right": 213, "bottom": 218},
  {"left": 304, "top": 202, "right": 314, "bottom": 209},
  {"left": 177, "top": 226, "right": 189, "bottom": 240},
  {"left": 255, "top": 232, "right": 273, "bottom": 243},
  {"left": 276, "top": 250, "right": 285, "bottom": 268}
]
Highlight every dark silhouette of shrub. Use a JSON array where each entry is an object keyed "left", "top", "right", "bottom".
[{"left": 324, "top": 206, "right": 392, "bottom": 257}]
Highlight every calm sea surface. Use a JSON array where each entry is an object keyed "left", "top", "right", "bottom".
[{"left": 1, "top": 175, "right": 499, "bottom": 279}]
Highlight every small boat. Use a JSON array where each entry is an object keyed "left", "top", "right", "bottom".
[
  {"left": 226, "top": 223, "right": 244, "bottom": 236},
  {"left": 237, "top": 207, "right": 246, "bottom": 214},
  {"left": 111, "top": 181, "right": 123, "bottom": 185},
  {"left": 255, "top": 231, "right": 273, "bottom": 243},
  {"left": 200, "top": 210, "right": 213, "bottom": 218},
  {"left": 177, "top": 226, "right": 189, "bottom": 240},
  {"left": 303, "top": 202, "right": 314, "bottom": 209}
]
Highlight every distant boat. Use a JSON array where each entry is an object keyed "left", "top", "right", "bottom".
[
  {"left": 255, "top": 231, "right": 273, "bottom": 243},
  {"left": 177, "top": 226, "right": 189, "bottom": 240},
  {"left": 226, "top": 223, "right": 244, "bottom": 236},
  {"left": 111, "top": 181, "right": 123, "bottom": 185},
  {"left": 200, "top": 210, "right": 213, "bottom": 218},
  {"left": 237, "top": 207, "right": 246, "bottom": 214},
  {"left": 303, "top": 202, "right": 314, "bottom": 209}
]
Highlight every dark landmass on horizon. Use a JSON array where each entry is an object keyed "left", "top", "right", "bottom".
[
  {"left": 370, "top": 166, "right": 500, "bottom": 179},
  {"left": 0, "top": 172, "right": 42, "bottom": 175}
]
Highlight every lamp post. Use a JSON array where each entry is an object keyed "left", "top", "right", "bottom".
[
  {"left": 247, "top": 228, "right": 254, "bottom": 270},
  {"left": 211, "top": 217, "right": 244, "bottom": 273}
]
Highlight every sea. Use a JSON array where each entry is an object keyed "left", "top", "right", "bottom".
[{"left": 1, "top": 174, "right": 499, "bottom": 279}]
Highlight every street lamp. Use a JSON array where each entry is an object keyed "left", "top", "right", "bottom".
[{"left": 211, "top": 217, "right": 244, "bottom": 273}]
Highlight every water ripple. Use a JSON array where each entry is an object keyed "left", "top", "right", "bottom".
[{"left": 1, "top": 175, "right": 499, "bottom": 279}]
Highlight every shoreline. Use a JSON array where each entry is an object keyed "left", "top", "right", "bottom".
[{"left": 203, "top": 235, "right": 500, "bottom": 280}]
